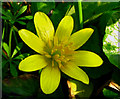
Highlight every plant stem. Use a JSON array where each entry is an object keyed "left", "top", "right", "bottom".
[
  {"left": 12, "top": 25, "right": 22, "bottom": 57},
  {"left": 2, "top": 21, "right": 5, "bottom": 41},
  {"left": 13, "top": 25, "right": 18, "bottom": 32},
  {"left": 9, "top": 27, "right": 13, "bottom": 57},
  {"left": 13, "top": 30, "right": 18, "bottom": 45},
  {"left": 78, "top": 0, "right": 83, "bottom": 29},
  {"left": 1, "top": 22, "right": 5, "bottom": 48},
  {"left": 74, "top": 0, "right": 83, "bottom": 30}
]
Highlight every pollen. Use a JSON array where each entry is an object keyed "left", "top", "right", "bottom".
[{"left": 44, "top": 37, "right": 75, "bottom": 68}]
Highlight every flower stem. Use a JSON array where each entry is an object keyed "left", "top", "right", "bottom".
[
  {"left": 9, "top": 27, "right": 13, "bottom": 57},
  {"left": 78, "top": 0, "right": 83, "bottom": 29},
  {"left": 74, "top": 0, "right": 83, "bottom": 30},
  {"left": 13, "top": 29, "right": 18, "bottom": 46},
  {"left": 1, "top": 21, "right": 5, "bottom": 48},
  {"left": 2, "top": 21, "right": 5, "bottom": 41},
  {"left": 13, "top": 25, "right": 18, "bottom": 32},
  {"left": 12, "top": 25, "right": 22, "bottom": 57}
]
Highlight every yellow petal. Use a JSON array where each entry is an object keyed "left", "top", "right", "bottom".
[
  {"left": 60, "top": 62, "right": 89, "bottom": 84},
  {"left": 68, "top": 28, "right": 94, "bottom": 50},
  {"left": 18, "top": 29, "right": 45, "bottom": 54},
  {"left": 19, "top": 55, "right": 47, "bottom": 72},
  {"left": 34, "top": 12, "right": 54, "bottom": 42},
  {"left": 55, "top": 16, "right": 74, "bottom": 42},
  {"left": 72, "top": 51, "right": 103, "bottom": 67},
  {"left": 40, "top": 65, "right": 61, "bottom": 94}
]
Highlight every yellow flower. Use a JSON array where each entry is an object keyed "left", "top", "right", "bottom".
[{"left": 18, "top": 12, "right": 103, "bottom": 94}]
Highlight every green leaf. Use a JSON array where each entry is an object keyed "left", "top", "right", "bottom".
[
  {"left": 2, "top": 42, "right": 10, "bottom": 57},
  {"left": 109, "top": 54, "right": 120, "bottom": 69},
  {"left": 0, "top": 8, "right": 13, "bottom": 19},
  {"left": 26, "top": 20, "right": 36, "bottom": 33},
  {"left": 81, "top": 11, "right": 117, "bottom": 79},
  {"left": 112, "top": 68, "right": 120, "bottom": 85},
  {"left": 10, "top": 62, "right": 18, "bottom": 77},
  {"left": 103, "top": 18, "right": 120, "bottom": 69},
  {"left": 82, "top": 2, "right": 119, "bottom": 23},
  {"left": 11, "top": 42, "right": 23, "bottom": 58},
  {"left": 16, "top": 21, "right": 26, "bottom": 25},
  {"left": 103, "top": 88, "right": 120, "bottom": 98},
  {"left": 2, "top": 50, "right": 8, "bottom": 59},
  {"left": 31, "top": 2, "right": 55, "bottom": 15},
  {"left": 1, "top": 16, "right": 10, "bottom": 20},
  {"left": 2, "top": 60, "right": 8, "bottom": 68},
  {"left": 66, "top": 5, "right": 75, "bottom": 16},
  {"left": 50, "top": 2, "right": 72, "bottom": 29},
  {"left": 2, "top": 74, "right": 39, "bottom": 96},
  {"left": 18, "top": 15, "right": 33, "bottom": 20},
  {"left": 10, "top": 2, "right": 22, "bottom": 14},
  {"left": 15, "top": 5, "right": 27, "bottom": 18},
  {"left": 14, "top": 53, "right": 29, "bottom": 60}
]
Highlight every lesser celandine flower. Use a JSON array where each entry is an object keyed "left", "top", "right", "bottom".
[{"left": 18, "top": 12, "right": 103, "bottom": 94}]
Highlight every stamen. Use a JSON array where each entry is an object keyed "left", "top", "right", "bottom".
[
  {"left": 43, "top": 51, "right": 51, "bottom": 58},
  {"left": 54, "top": 54, "right": 60, "bottom": 59},
  {"left": 58, "top": 44, "right": 64, "bottom": 49},
  {"left": 58, "top": 61, "right": 63, "bottom": 68},
  {"left": 48, "top": 39, "right": 52, "bottom": 48},
  {"left": 54, "top": 36, "right": 58, "bottom": 46},
  {"left": 51, "top": 49, "right": 57, "bottom": 54},
  {"left": 64, "top": 46, "right": 75, "bottom": 55},
  {"left": 56, "top": 59, "right": 61, "bottom": 63},
  {"left": 60, "top": 55, "right": 65, "bottom": 60},
  {"left": 52, "top": 60, "right": 54, "bottom": 67},
  {"left": 61, "top": 49, "right": 65, "bottom": 54},
  {"left": 45, "top": 54, "right": 51, "bottom": 58}
]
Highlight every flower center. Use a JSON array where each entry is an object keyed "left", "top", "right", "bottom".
[{"left": 43, "top": 37, "right": 75, "bottom": 68}]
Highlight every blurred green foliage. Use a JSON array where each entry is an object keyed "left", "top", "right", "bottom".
[{"left": 1, "top": 1, "right": 120, "bottom": 99}]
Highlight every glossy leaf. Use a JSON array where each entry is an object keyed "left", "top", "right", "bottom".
[
  {"left": 14, "top": 53, "right": 29, "bottom": 60},
  {"left": 2, "top": 74, "right": 39, "bottom": 96},
  {"left": 2, "top": 59, "right": 8, "bottom": 68},
  {"left": 2, "top": 42, "right": 10, "bottom": 57},
  {"left": 1, "top": 16, "right": 10, "bottom": 20},
  {"left": 109, "top": 54, "right": 120, "bottom": 69},
  {"left": 18, "top": 16, "right": 33, "bottom": 20},
  {"left": 0, "top": 8, "right": 13, "bottom": 19},
  {"left": 16, "top": 5, "right": 27, "bottom": 18},
  {"left": 11, "top": 42, "right": 23, "bottom": 58},
  {"left": 17, "top": 21, "right": 26, "bottom": 25},
  {"left": 31, "top": 2, "right": 55, "bottom": 15},
  {"left": 50, "top": 2, "right": 72, "bottom": 29},
  {"left": 10, "top": 62, "right": 18, "bottom": 77},
  {"left": 103, "top": 88, "right": 119, "bottom": 98}
]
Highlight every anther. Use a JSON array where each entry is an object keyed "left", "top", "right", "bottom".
[
  {"left": 60, "top": 55, "right": 65, "bottom": 60},
  {"left": 58, "top": 61, "right": 63, "bottom": 68},
  {"left": 54, "top": 36, "right": 58, "bottom": 46},
  {"left": 48, "top": 39, "right": 52, "bottom": 48},
  {"left": 52, "top": 60, "right": 54, "bottom": 67},
  {"left": 51, "top": 49, "right": 57, "bottom": 54},
  {"left": 54, "top": 54, "right": 60, "bottom": 59},
  {"left": 61, "top": 49, "right": 65, "bottom": 54},
  {"left": 45, "top": 54, "right": 51, "bottom": 58}
]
